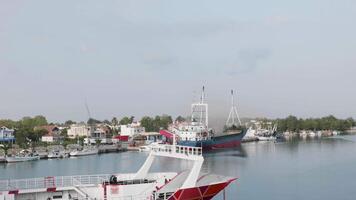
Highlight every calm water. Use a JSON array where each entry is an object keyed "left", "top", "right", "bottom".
[{"left": 2, "top": 136, "right": 356, "bottom": 200}]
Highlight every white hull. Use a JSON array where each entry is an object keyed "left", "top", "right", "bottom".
[
  {"left": 257, "top": 136, "right": 276, "bottom": 141},
  {"left": 48, "top": 151, "right": 67, "bottom": 159},
  {"left": 6, "top": 156, "right": 40, "bottom": 163},
  {"left": 69, "top": 148, "right": 98, "bottom": 156}
]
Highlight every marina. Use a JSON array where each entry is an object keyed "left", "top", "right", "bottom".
[{"left": 1, "top": 135, "right": 356, "bottom": 199}]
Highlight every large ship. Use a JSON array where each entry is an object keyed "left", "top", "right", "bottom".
[{"left": 161, "top": 87, "right": 246, "bottom": 150}]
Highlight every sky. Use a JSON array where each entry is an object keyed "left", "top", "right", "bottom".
[{"left": 0, "top": 0, "right": 356, "bottom": 123}]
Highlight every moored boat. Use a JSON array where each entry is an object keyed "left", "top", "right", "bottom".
[
  {"left": 69, "top": 147, "right": 98, "bottom": 157},
  {"left": 48, "top": 150, "right": 67, "bottom": 159},
  {"left": 163, "top": 87, "right": 246, "bottom": 150},
  {"left": 5, "top": 153, "right": 40, "bottom": 163}
]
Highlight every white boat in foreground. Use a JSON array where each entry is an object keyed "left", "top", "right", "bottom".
[
  {"left": 0, "top": 144, "right": 236, "bottom": 200},
  {"left": 69, "top": 147, "right": 99, "bottom": 157}
]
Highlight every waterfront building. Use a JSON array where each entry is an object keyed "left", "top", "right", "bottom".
[
  {"left": 120, "top": 122, "right": 145, "bottom": 138},
  {"left": 85, "top": 125, "right": 112, "bottom": 144},
  {"left": 35, "top": 125, "right": 63, "bottom": 143},
  {"left": 67, "top": 123, "right": 90, "bottom": 139},
  {"left": 0, "top": 126, "right": 15, "bottom": 143}
]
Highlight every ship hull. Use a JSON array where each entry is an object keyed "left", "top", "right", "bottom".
[
  {"left": 5, "top": 156, "right": 40, "bottom": 163},
  {"left": 178, "top": 129, "right": 247, "bottom": 150}
]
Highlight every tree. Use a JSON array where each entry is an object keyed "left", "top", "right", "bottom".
[
  {"left": 140, "top": 115, "right": 173, "bottom": 132},
  {"left": 61, "top": 128, "right": 68, "bottom": 138},
  {"left": 119, "top": 116, "right": 134, "bottom": 125},
  {"left": 111, "top": 117, "right": 118, "bottom": 125},
  {"left": 65, "top": 120, "right": 76, "bottom": 126},
  {"left": 87, "top": 118, "right": 101, "bottom": 125},
  {"left": 175, "top": 116, "right": 186, "bottom": 123},
  {"left": 103, "top": 119, "right": 111, "bottom": 124},
  {"left": 0, "top": 143, "right": 12, "bottom": 156},
  {"left": 140, "top": 116, "right": 154, "bottom": 132}
]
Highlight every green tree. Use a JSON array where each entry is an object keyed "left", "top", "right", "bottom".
[
  {"left": 87, "top": 118, "right": 101, "bottom": 125},
  {"left": 103, "top": 119, "right": 111, "bottom": 124},
  {"left": 0, "top": 143, "right": 12, "bottom": 156},
  {"left": 64, "top": 120, "right": 76, "bottom": 126},
  {"left": 140, "top": 116, "right": 154, "bottom": 132},
  {"left": 175, "top": 116, "right": 186, "bottom": 123},
  {"left": 119, "top": 116, "right": 134, "bottom": 125},
  {"left": 111, "top": 117, "right": 118, "bottom": 125}
]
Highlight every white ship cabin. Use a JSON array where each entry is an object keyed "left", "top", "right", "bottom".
[{"left": 172, "top": 122, "right": 209, "bottom": 141}]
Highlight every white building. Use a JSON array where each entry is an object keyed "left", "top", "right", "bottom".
[
  {"left": 67, "top": 124, "right": 90, "bottom": 139},
  {"left": 120, "top": 122, "right": 145, "bottom": 138},
  {"left": 0, "top": 126, "right": 15, "bottom": 143}
]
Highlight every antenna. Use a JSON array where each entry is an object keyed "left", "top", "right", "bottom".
[
  {"left": 84, "top": 99, "right": 94, "bottom": 141},
  {"left": 191, "top": 86, "right": 208, "bottom": 128},
  {"left": 226, "top": 89, "right": 242, "bottom": 126},
  {"left": 85, "top": 99, "right": 92, "bottom": 120}
]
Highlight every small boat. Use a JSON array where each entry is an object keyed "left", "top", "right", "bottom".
[
  {"left": 139, "top": 142, "right": 160, "bottom": 152},
  {"left": 308, "top": 131, "right": 316, "bottom": 138},
  {"left": 36, "top": 151, "right": 48, "bottom": 159},
  {"left": 0, "top": 155, "right": 5, "bottom": 163},
  {"left": 69, "top": 147, "right": 98, "bottom": 157},
  {"left": 48, "top": 150, "right": 66, "bottom": 159},
  {"left": 0, "top": 143, "right": 236, "bottom": 200},
  {"left": 5, "top": 152, "right": 40, "bottom": 163},
  {"left": 257, "top": 136, "right": 276, "bottom": 141}
]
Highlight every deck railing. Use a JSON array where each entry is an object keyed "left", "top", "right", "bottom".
[
  {"left": 0, "top": 174, "right": 110, "bottom": 192},
  {"left": 150, "top": 145, "right": 202, "bottom": 157}
]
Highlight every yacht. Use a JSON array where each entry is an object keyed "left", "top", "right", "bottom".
[
  {"left": 69, "top": 146, "right": 99, "bottom": 157},
  {"left": 48, "top": 150, "right": 67, "bottom": 159},
  {"left": 5, "top": 151, "right": 40, "bottom": 163}
]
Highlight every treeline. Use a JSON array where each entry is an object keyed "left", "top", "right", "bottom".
[
  {"left": 274, "top": 115, "right": 355, "bottom": 132},
  {"left": 0, "top": 115, "right": 49, "bottom": 147},
  {"left": 140, "top": 115, "right": 173, "bottom": 132}
]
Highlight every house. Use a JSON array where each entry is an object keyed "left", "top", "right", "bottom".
[
  {"left": 120, "top": 122, "right": 145, "bottom": 138},
  {"left": 35, "top": 125, "right": 63, "bottom": 143},
  {"left": 85, "top": 125, "right": 112, "bottom": 144},
  {"left": 67, "top": 123, "right": 90, "bottom": 139},
  {"left": 0, "top": 126, "right": 15, "bottom": 143}
]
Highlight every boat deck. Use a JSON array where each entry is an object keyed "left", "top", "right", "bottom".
[{"left": 0, "top": 174, "right": 110, "bottom": 192}]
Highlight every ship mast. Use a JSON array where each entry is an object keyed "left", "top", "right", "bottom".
[
  {"left": 191, "top": 86, "right": 208, "bottom": 128},
  {"left": 226, "top": 90, "right": 241, "bottom": 127}
]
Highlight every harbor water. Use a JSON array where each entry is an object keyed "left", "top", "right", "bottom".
[{"left": 1, "top": 136, "right": 356, "bottom": 200}]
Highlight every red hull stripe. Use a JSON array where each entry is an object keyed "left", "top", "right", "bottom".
[
  {"left": 47, "top": 187, "right": 56, "bottom": 192},
  {"left": 169, "top": 178, "right": 236, "bottom": 200},
  {"left": 8, "top": 190, "right": 19, "bottom": 195},
  {"left": 211, "top": 141, "right": 241, "bottom": 149}
]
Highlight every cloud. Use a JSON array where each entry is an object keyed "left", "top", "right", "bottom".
[
  {"left": 223, "top": 48, "right": 271, "bottom": 75},
  {"left": 142, "top": 53, "right": 178, "bottom": 70},
  {"left": 265, "top": 15, "right": 290, "bottom": 25}
]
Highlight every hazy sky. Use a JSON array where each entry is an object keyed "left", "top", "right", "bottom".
[{"left": 1, "top": 0, "right": 356, "bottom": 123}]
